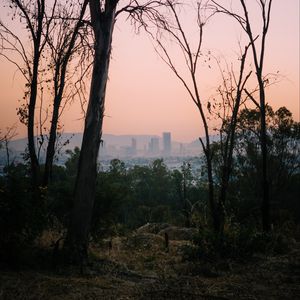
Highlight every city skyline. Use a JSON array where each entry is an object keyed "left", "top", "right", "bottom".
[{"left": 0, "top": 131, "right": 202, "bottom": 162}]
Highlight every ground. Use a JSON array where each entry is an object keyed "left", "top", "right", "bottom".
[{"left": 0, "top": 233, "right": 299, "bottom": 299}]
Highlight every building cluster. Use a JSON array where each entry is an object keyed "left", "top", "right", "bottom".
[
  {"left": 148, "top": 132, "right": 171, "bottom": 156},
  {"left": 99, "top": 132, "right": 174, "bottom": 158}
]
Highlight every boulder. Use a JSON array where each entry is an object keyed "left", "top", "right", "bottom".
[
  {"left": 124, "top": 233, "right": 165, "bottom": 251},
  {"left": 136, "top": 222, "right": 171, "bottom": 235},
  {"left": 158, "top": 226, "right": 198, "bottom": 241}
]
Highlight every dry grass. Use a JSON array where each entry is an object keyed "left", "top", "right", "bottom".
[{"left": 1, "top": 232, "right": 300, "bottom": 299}]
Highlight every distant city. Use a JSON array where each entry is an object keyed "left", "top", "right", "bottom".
[
  {"left": 99, "top": 132, "right": 197, "bottom": 158},
  {"left": 0, "top": 131, "right": 216, "bottom": 175}
]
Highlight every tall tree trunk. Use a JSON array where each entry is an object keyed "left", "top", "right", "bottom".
[
  {"left": 205, "top": 145, "right": 220, "bottom": 233},
  {"left": 28, "top": 46, "right": 41, "bottom": 187},
  {"left": 43, "top": 100, "right": 60, "bottom": 186},
  {"left": 27, "top": 0, "right": 45, "bottom": 188},
  {"left": 64, "top": 4, "right": 116, "bottom": 264},
  {"left": 239, "top": 0, "right": 272, "bottom": 232},
  {"left": 259, "top": 87, "right": 270, "bottom": 232}
]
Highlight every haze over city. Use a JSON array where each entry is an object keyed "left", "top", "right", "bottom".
[{"left": 0, "top": 0, "right": 299, "bottom": 143}]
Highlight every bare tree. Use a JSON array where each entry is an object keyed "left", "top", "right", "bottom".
[
  {"left": 43, "top": 0, "right": 90, "bottom": 186},
  {"left": 209, "top": 45, "right": 253, "bottom": 231},
  {"left": 210, "top": 0, "right": 274, "bottom": 231},
  {"left": 147, "top": 0, "right": 257, "bottom": 234},
  {"left": 0, "top": 0, "right": 56, "bottom": 187},
  {"left": 148, "top": 0, "right": 223, "bottom": 231},
  {"left": 1, "top": 1, "right": 92, "bottom": 187}
]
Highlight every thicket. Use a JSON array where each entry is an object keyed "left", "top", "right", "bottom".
[{"left": 0, "top": 106, "right": 299, "bottom": 266}]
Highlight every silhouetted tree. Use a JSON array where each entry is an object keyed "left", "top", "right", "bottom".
[
  {"left": 211, "top": 0, "right": 274, "bottom": 231},
  {"left": 64, "top": 0, "right": 169, "bottom": 264},
  {"left": 150, "top": 1, "right": 254, "bottom": 234},
  {"left": 0, "top": 1, "right": 91, "bottom": 188},
  {"left": 43, "top": 0, "right": 90, "bottom": 186},
  {"left": 232, "top": 105, "right": 300, "bottom": 224},
  {"left": 0, "top": 0, "right": 56, "bottom": 187},
  {"left": 150, "top": 0, "right": 221, "bottom": 231},
  {"left": 209, "top": 47, "right": 253, "bottom": 232}
]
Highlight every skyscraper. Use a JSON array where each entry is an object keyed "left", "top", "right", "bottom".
[
  {"left": 148, "top": 137, "right": 159, "bottom": 155},
  {"left": 163, "top": 132, "right": 171, "bottom": 156},
  {"left": 131, "top": 138, "right": 137, "bottom": 156}
]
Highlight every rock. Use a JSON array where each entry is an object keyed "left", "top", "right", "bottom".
[
  {"left": 158, "top": 226, "right": 198, "bottom": 241},
  {"left": 136, "top": 223, "right": 171, "bottom": 235},
  {"left": 124, "top": 233, "right": 165, "bottom": 251}
]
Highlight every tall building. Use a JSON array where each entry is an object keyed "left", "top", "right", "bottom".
[
  {"left": 148, "top": 137, "right": 159, "bottom": 155},
  {"left": 163, "top": 132, "right": 171, "bottom": 156},
  {"left": 131, "top": 138, "right": 137, "bottom": 156}
]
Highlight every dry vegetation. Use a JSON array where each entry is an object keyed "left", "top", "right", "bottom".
[{"left": 1, "top": 228, "right": 300, "bottom": 300}]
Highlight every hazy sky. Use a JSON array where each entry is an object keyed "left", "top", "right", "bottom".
[{"left": 0, "top": 0, "right": 299, "bottom": 142}]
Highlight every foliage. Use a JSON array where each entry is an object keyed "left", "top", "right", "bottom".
[
  {"left": 0, "top": 164, "right": 47, "bottom": 265},
  {"left": 184, "top": 222, "right": 294, "bottom": 262},
  {"left": 210, "top": 106, "right": 300, "bottom": 226},
  {"left": 0, "top": 103, "right": 299, "bottom": 266},
  {"left": 231, "top": 106, "right": 300, "bottom": 223}
]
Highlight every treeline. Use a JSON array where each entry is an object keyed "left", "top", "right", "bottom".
[{"left": 0, "top": 105, "right": 299, "bottom": 265}]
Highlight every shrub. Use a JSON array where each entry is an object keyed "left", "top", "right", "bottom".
[
  {"left": 184, "top": 223, "right": 293, "bottom": 262},
  {"left": 0, "top": 164, "right": 47, "bottom": 265}
]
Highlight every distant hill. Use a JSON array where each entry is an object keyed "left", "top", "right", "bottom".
[
  {"left": 0, "top": 133, "right": 213, "bottom": 163},
  {"left": 7, "top": 133, "right": 169, "bottom": 151},
  {"left": 6, "top": 133, "right": 205, "bottom": 152}
]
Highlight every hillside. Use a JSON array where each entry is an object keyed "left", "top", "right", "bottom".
[{"left": 0, "top": 229, "right": 299, "bottom": 299}]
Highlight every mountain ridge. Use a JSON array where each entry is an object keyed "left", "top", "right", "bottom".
[{"left": 7, "top": 133, "right": 205, "bottom": 152}]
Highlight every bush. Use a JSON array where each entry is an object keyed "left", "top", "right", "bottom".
[
  {"left": 0, "top": 164, "right": 47, "bottom": 265},
  {"left": 185, "top": 223, "right": 293, "bottom": 262}
]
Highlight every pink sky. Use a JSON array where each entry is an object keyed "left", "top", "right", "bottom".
[{"left": 0, "top": 0, "right": 299, "bottom": 143}]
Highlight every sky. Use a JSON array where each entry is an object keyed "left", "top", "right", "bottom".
[{"left": 0, "top": 0, "right": 299, "bottom": 143}]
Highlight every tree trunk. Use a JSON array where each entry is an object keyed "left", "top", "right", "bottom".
[
  {"left": 64, "top": 6, "right": 116, "bottom": 264},
  {"left": 43, "top": 100, "right": 60, "bottom": 186},
  {"left": 28, "top": 47, "right": 41, "bottom": 187},
  {"left": 206, "top": 149, "right": 221, "bottom": 233},
  {"left": 27, "top": 1, "right": 45, "bottom": 188},
  {"left": 259, "top": 88, "right": 270, "bottom": 232}
]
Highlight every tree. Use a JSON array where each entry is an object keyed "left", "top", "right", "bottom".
[
  {"left": 150, "top": 0, "right": 221, "bottom": 231},
  {"left": 64, "top": 0, "right": 169, "bottom": 263},
  {"left": 233, "top": 105, "right": 300, "bottom": 224},
  {"left": 0, "top": 1, "right": 91, "bottom": 188},
  {"left": 0, "top": 0, "right": 55, "bottom": 187},
  {"left": 150, "top": 0, "right": 254, "bottom": 234},
  {"left": 211, "top": 0, "right": 274, "bottom": 231},
  {"left": 209, "top": 48, "right": 253, "bottom": 232},
  {"left": 173, "top": 162, "right": 194, "bottom": 227},
  {"left": 43, "top": 0, "right": 90, "bottom": 186},
  {"left": 63, "top": 0, "right": 118, "bottom": 264}
]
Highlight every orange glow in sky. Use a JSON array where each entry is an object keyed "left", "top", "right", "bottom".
[{"left": 0, "top": 0, "right": 299, "bottom": 143}]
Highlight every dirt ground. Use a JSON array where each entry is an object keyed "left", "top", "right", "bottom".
[{"left": 0, "top": 235, "right": 299, "bottom": 299}]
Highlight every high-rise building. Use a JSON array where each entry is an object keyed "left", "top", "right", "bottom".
[
  {"left": 163, "top": 132, "right": 171, "bottom": 156},
  {"left": 148, "top": 137, "right": 159, "bottom": 155},
  {"left": 131, "top": 138, "right": 137, "bottom": 156}
]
